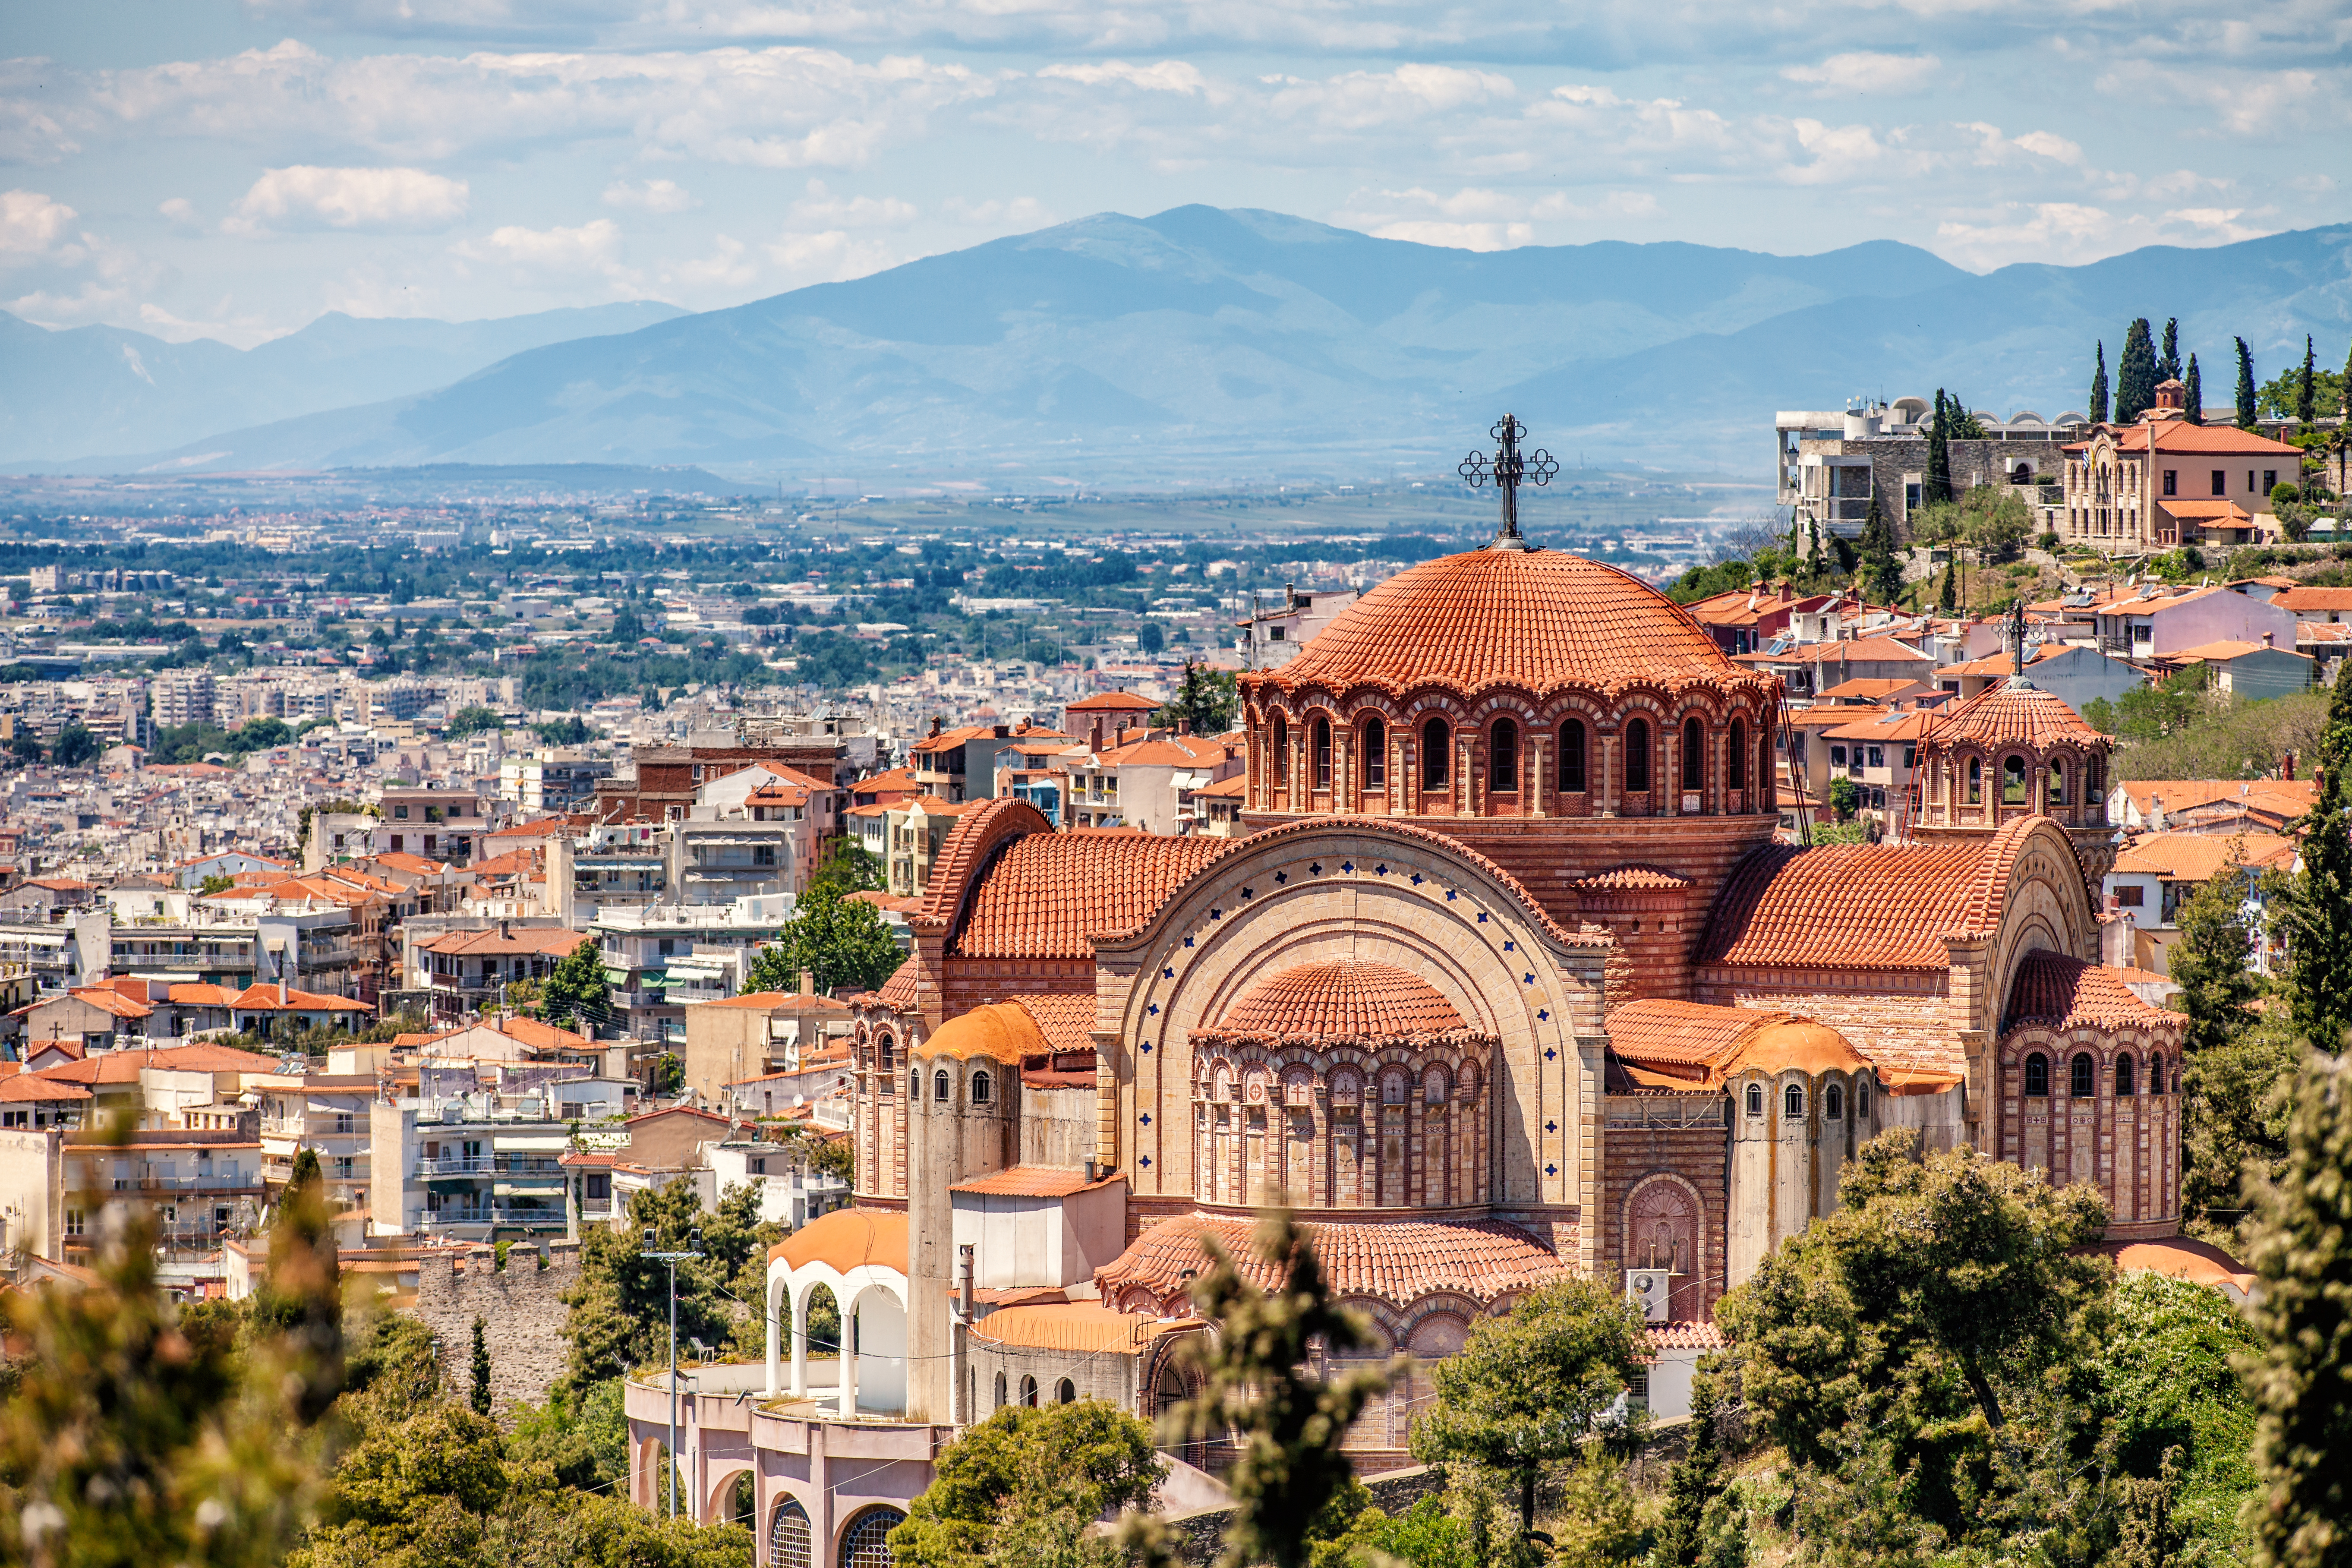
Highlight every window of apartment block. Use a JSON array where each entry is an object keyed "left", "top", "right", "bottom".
[
  {"left": 2211, "top": 470, "right": 2226, "bottom": 496},
  {"left": 2116, "top": 885, "right": 2144, "bottom": 907},
  {"left": 2264, "top": 470, "right": 2277, "bottom": 492},
  {"left": 1830, "top": 745, "right": 1846, "bottom": 767},
  {"left": 2162, "top": 470, "right": 2176, "bottom": 496}
]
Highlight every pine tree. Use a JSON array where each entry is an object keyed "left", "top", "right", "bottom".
[
  {"left": 2279, "top": 656, "right": 2352, "bottom": 1054},
  {"left": 2160, "top": 316, "right": 2182, "bottom": 383},
  {"left": 1653, "top": 1374, "right": 1733, "bottom": 1568},
  {"left": 2173, "top": 857, "right": 2261, "bottom": 1063},
  {"left": 1857, "top": 491, "right": 1904, "bottom": 604},
  {"left": 2238, "top": 337, "right": 2261, "bottom": 429},
  {"left": 1927, "top": 388, "right": 1953, "bottom": 503},
  {"left": 470, "top": 1316, "right": 493, "bottom": 1415},
  {"left": 2185, "top": 353, "right": 2204, "bottom": 424},
  {"left": 2239, "top": 1047, "right": 2352, "bottom": 1568},
  {"left": 2091, "top": 341, "right": 2111, "bottom": 424},
  {"left": 2118, "top": 317, "right": 2158, "bottom": 423},
  {"left": 1806, "top": 519, "right": 1825, "bottom": 577},
  {"left": 2296, "top": 335, "right": 2317, "bottom": 425}
]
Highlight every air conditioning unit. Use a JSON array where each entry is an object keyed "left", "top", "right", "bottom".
[{"left": 1624, "top": 1268, "right": 1671, "bottom": 1323}]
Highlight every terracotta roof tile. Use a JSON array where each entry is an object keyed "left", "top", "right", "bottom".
[
  {"left": 1250, "top": 546, "right": 1774, "bottom": 700},
  {"left": 2278, "top": 587, "right": 2352, "bottom": 612},
  {"left": 970, "top": 1302, "right": 1198, "bottom": 1353},
  {"left": 1570, "top": 866, "right": 1691, "bottom": 891},
  {"left": 949, "top": 1164, "right": 1123, "bottom": 1198},
  {"left": 1701, "top": 835, "right": 2012, "bottom": 971},
  {"left": 0, "top": 1075, "right": 91, "bottom": 1102},
  {"left": 768, "top": 1208, "right": 907, "bottom": 1275},
  {"left": 2110, "top": 831, "right": 2296, "bottom": 880},
  {"left": 949, "top": 829, "right": 1227, "bottom": 959},
  {"left": 2005, "top": 952, "right": 2185, "bottom": 1032},
  {"left": 1210, "top": 960, "right": 1469, "bottom": 1042},
  {"left": 1006, "top": 992, "right": 1098, "bottom": 1052},
  {"left": 1922, "top": 676, "right": 2106, "bottom": 752},
  {"left": 2075, "top": 421, "right": 2300, "bottom": 455},
  {"left": 917, "top": 1002, "right": 1050, "bottom": 1064},
  {"left": 1095, "top": 1214, "right": 1565, "bottom": 1308}
]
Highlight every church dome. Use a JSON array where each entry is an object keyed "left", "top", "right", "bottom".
[
  {"left": 1926, "top": 676, "right": 2108, "bottom": 751},
  {"left": 1253, "top": 545, "right": 1755, "bottom": 698},
  {"left": 1209, "top": 960, "right": 1476, "bottom": 1044}
]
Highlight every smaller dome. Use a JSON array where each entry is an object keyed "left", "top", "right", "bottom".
[
  {"left": 1727, "top": 1019, "right": 1870, "bottom": 1078},
  {"left": 1216, "top": 960, "right": 1468, "bottom": 1041},
  {"left": 917, "top": 1001, "right": 1048, "bottom": 1063},
  {"left": 770, "top": 1208, "right": 907, "bottom": 1275},
  {"left": 1926, "top": 676, "right": 2107, "bottom": 752}
]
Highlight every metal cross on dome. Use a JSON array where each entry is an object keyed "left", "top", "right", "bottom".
[{"left": 1458, "top": 413, "right": 1558, "bottom": 549}]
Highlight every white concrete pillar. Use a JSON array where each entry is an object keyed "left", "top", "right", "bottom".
[
  {"left": 766, "top": 1276, "right": 782, "bottom": 1397},
  {"left": 838, "top": 1294, "right": 859, "bottom": 1418},
  {"left": 789, "top": 1284, "right": 808, "bottom": 1398}
]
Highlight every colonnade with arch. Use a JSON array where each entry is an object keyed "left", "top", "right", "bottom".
[{"left": 1187, "top": 1044, "right": 1491, "bottom": 1211}]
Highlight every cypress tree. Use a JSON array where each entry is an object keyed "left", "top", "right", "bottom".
[
  {"left": 2237, "top": 337, "right": 2260, "bottom": 429},
  {"left": 2117, "top": 317, "right": 2158, "bottom": 423},
  {"left": 1857, "top": 490, "right": 1904, "bottom": 604},
  {"left": 2279, "top": 656, "right": 2352, "bottom": 1055},
  {"left": 2090, "top": 341, "right": 2110, "bottom": 424},
  {"left": 2185, "top": 353, "right": 2204, "bottom": 424},
  {"left": 1939, "top": 559, "right": 1958, "bottom": 613},
  {"left": 2160, "top": 316, "right": 2182, "bottom": 383},
  {"left": 470, "top": 1316, "right": 492, "bottom": 1415},
  {"left": 2175, "top": 859, "right": 2261, "bottom": 1064},
  {"left": 1654, "top": 1375, "right": 1742, "bottom": 1568},
  {"left": 2239, "top": 1047, "right": 2352, "bottom": 1568},
  {"left": 2296, "top": 334, "right": 2317, "bottom": 424},
  {"left": 2341, "top": 334, "right": 2352, "bottom": 420},
  {"left": 1927, "top": 388, "right": 1953, "bottom": 503}
]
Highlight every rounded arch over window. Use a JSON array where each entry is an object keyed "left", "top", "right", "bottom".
[
  {"left": 2150, "top": 1052, "right": 2166, "bottom": 1095},
  {"left": 1019, "top": 1375, "right": 1039, "bottom": 1406},
  {"left": 1968, "top": 757, "right": 1983, "bottom": 804},
  {"left": 2002, "top": 754, "right": 2029, "bottom": 805},
  {"left": 993, "top": 1372, "right": 1007, "bottom": 1410},
  {"left": 1362, "top": 716, "right": 1386, "bottom": 787},
  {"left": 2024, "top": 1053, "right": 2049, "bottom": 1097},
  {"left": 1271, "top": 714, "right": 1289, "bottom": 781},
  {"left": 2070, "top": 1052, "right": 2096, "bottom": 1098},
  {"left": 772, "top": 1499, "right": 814, "bottom": 1568},
  {"left": 2048, "top": 758, "right": 2068, "bottom": 805},
  {"left": 1312, "top": 716, "right": 1333, "bottom": 789},
  {"left": 1056, "top": 1377, "right": 1078, "bottom": 1404},
  {"left": 1856, "top": 1076, "right": 1871, "bottom": 1119},
  {"left": 1824, "top": 1082, "right": 1844, "bottom": 1119},
  {"left": 1682, "top": 716, "right": 1705, "bottom": 790},
  {"left": 2115, "top": 1054, "right": 2135, "bottom": 1096},
  {"left": 1490, "top": 716, "right": 1519, "bottom": 792},
  {"left": 840, "top": 1506, "right": 906, "bottom": 1568},
  {"left": 1783, "top": 1082, "right": 1805, "bottom": 1118},
  {"left": 1744, "top": 1082, "right": 1764, "bottom": 1117},
  {"left": 1729, "top": 718, "right": 1748, "bottom": 790},
  {"left": 1422, "top": 717, "right": 1451, "bottom": 789},
  {"left": 1559, "top": 719, "right": 1588, "bottom": 792},
  {"left": 1625, "top": 718, "right": 1651, "bottom": 793},
  {"left": 970, "top": 1070, "right": 991, "bottom": 1106},
  {"left": 932, "top": 1069, "right": 951, "bottom": 1102}
]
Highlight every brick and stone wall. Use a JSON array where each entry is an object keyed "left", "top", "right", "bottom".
[{"left": 402, "top": 1240, "right": 580, "bottom": 1410}]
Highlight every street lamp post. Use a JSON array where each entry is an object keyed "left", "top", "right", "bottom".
[{"left": 644, "top": 1226, "right": 703, "bottom": 1521}]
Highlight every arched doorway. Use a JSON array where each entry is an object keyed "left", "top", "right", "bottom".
[
  {"left": 839, "top": 1505, "right": 906, "bottom": 1568},
  {"left": 771, "top": 1498, "right": 813, "bottom": 1568}
]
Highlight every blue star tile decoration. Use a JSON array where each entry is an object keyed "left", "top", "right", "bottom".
[
  {"left": 1545, "top": 1163, "right": 1558, "bottom": 1177},
  {"left": 1274, "top": 870, "right": 1288, "bottom": 885},
  {"left": 1147, "top": 1003, "right": 1160, "bottom": 1016},
  {"left": 1340, "top": 860, "right": 1354, "bottom": 873},
  {"left": 1410, "top": 872, "right": 1424, "bottom": 886},
  {"left": 1503, "top": 939, "right": 1515, "bottom": 951},
  {"left": 1139, "top": 1155, "right": 1153, "bottom": 1169},
  {"left": 1242, "top": 887, "right": 1254, "bottom": 899},
  {"left": 1374, "top": 863, "right": 1388, "bottom": 876},
  {"left": 1140, "top": 1042, "right": 1153, "bottom": 1053},
  {"left": 1523, "top": 972, "right": 1535, "bottom": 985},
  {"left": 1544, "top": 1047, "right": 1558, "bottom": 1061},
  {"left": 1537, "top": 1009, "right": 1550, "bottom": 1021},
  {"left": 1182, "top": 936, "right": 1194, "bottom": 948},
  {"left": 1140, "top": 1113, "right": 1152, "bottom": 1126},
  {"left": 1163, "top": 965, "right": 1175, "bottom": 978},
  {"left": 1545, "top": 1120, "right": 1557, "bottom": 1133},
  {"left": 1211, "top": 908, "right": 1223, "bottom": 920},
  {"left": 1310, "top": 862, "right": 1323, "bottom": 875}
]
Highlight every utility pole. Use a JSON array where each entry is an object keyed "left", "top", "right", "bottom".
[{"left": 644, "top": 1226, "right": 703, "bottom": 1521}]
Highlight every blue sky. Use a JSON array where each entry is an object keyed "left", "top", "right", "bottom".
[{"left": 3, "top": 0, "right": 2346, "bottom": 347}]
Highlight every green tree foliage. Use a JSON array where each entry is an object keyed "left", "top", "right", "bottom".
[
  {"left": 2298, "top": 335, "right": 2317, "bottom": 425},
  {"left": 1412, "top": 1276, "right": 1649, "bottom": 1537},
  {"left": 532, "top": 716, "right": 591, "bottom": 746},
  {"left": 1315, "top": 1494, "right": 1482, "bottom": 1568},
  {"left": 1827, "top": 775, "right": 1860, "bottom": 821},
  {"left": 2276, "top": 656, "right": 2352, "bottom": 1055},
  {"left": 2186, "top": 352, "right": 2205, "bottom": 423},
  {"left": 2160, "top": 317, "right": 2182, "bottom": 384},
  {"left": 1718, "top": 1130, "right": 2115, "bottom": 1565},
  {"left": 807, "top": 841, "right": 886, "bottom": 899},
  {"left": 445, "top": 706, "right": 503, "bottom": 739},
  {"left": 2172, "top": 857, "right": 2261, "bottom": 1063},
  {"left": 2119, "top": 316, "right": 2160, "bottom": 423},
  {"left": 2084, "top": 673, "right": 2332, "bottom": 783},
  {"left": 1144, "top": 1211, "right": 1402, "bottom": 1568},
  {"left": 2238, "top": 338, "right": 2261, "bottom": 429},
  {"left": 753, "top": 884, "right": 905, "bottom": 998},
  {"left": 1926, "top": 389, "right": 1953, "bottom": 504},
  {"left": 560, "top": 1179, "right": 782, "bottom": 1390},
  {"left": 2239, "top": 1047, "right": 2352, "bottom": 1568},
  {"left": 538, "top": 938, "right": 610, "bottom": 1033},
  {"left": 1664, "top": 558, "right": 1757, "bottom": 606},
  {"left": 2094, "top": 1272, "right": 2263, "bottom": 1559},
  {"left": 890, "top": 1401, "right": 1166, "bottom": 1568},
  {"left": 1649, "top": 1374, "right": 1746, "bottom": 1568},
  {"left": 1960, "top": 480, "right": 2034, "bottom": 565},
  {"left": 469, "top": 1319, "right": 492, "bottom": 1416},
  {"left": 50, "top": 721, "right": 101, "bottom": 767},
  {"left": 199, "top": 872, "right": 237, "bottom": 896},
  {"left": 1156, "top": 659, "right": 1241, "bottom": 734},
  {"left": 2093, "top": 339, "right": 2112, "bottom": 425},
  {"left": 1856, "top": 492, "right": 1904, "bottom": 605}
]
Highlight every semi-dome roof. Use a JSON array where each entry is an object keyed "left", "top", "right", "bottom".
[
  {"left": 1207, "top": 959, "right": 1477, "bottom": 1043},
  {"left": 1250, "top": 545, "right": 1758, "bottom": 698},
  {"left": 1926, "top": 676, "right": 2108, "bottom": 752}
]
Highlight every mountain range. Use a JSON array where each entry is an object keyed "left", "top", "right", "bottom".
[{"left": 9, "top": 208, "right": 2349, "bottom": 476}]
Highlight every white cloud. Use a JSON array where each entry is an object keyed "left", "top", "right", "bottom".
[
  {"left": 662, "top": 233, "right": 760, "bottom": 291},
  {"left": 2095, "top": 60, "right": 2349, "bottom": 139},
  {"left": 1264, "top": 63, "right": 1513, "bottom": 133},
  {"left": 1781, "top": 53, "right": 1942, "bottom": 96},
  {"left": 763, "top": 227, "right": 900, "bottom": 284},
  {"left": 0, "top": 190, "right": 79, "bottom": 260},
  {"left": 1366, "top": 219, "right": 1532, "bottom": 251},
  {"left": 460, "top": 217, "right": 627, "bottom": 273},
  {"left": 1037, "top": 60, "right": 1207, "bottom": 95},
  {"left": 158, "top": 196, "right": 205, "bottom": 231},
  {"left": 1932, "top": 199, "right": 2277, "bottom": 268},
  {"left": 942, "top": 195, "right": 1052, "bottom": 228},
  {"left": 788, "top": 179, "right": 917, "bottom": 228},
  {"left": 226, "top": 165, "right": 470, "bottom": 233},
  {"left": 602, "top": 178, "right": 697, "bottom": 212}
]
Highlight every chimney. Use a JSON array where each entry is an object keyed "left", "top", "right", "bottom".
[
  {"left": 499, "top": 918, "right": 511, "bottom": 940},
  {"left": 1176, "top": 717, "right": 1191, "bottom": 736},
  {"left": 2284, "top": 751, "right": 2296, "bottom": 780},
  {"left": 2263, "top": 630, "right": 2275, "bottom": 648},
  {"left": 1089, "top": 718, "right": 1103, "bottom": 754},
  {"left": 798, "top": 969, "right": 813, "bottom": 997},
  {"left": 929, "top": 715, "right": 943, "bottom": 738},
  {"left": 958, "top": 1243, "right": 975, "bottom": 1320}
]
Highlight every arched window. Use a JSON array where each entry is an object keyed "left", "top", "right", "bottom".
[
  {"left": 1856, "top": 1077, "right": 1871, "bottom": 1119},
  {"left": 1729, "top": 719, "right": 1748, "bottom": 790},
  {"left": 1784, "top": 1083, "right": 1805, "bottom": 1118},
  {"left": 1363, "top": 716, "right": 1386, "bottom": 787},
  {"left": 2024, "top": 1053, "right": 2049, "bottom": 1097},
  {"left": 2115, "top": 1054, "right": 2135, "bottom": 1096},
  {"left": 1682, "top": 716, "right": 1705, "bottom": 790},
  {"left": 1745, "top": 1082, "right": 1764, "bottom": 1117},
  {"left": 1056, "top": 1378, "right": 1077, "bottom": 1404},
  {"left": 771, "top": 1500, "right": 813, "bottom": 1568},
  {"left": 933, "top": 1069, "right": 950, "bottom": 1102},
  {"left": 970, "top": 1070, "right": 991, "bottom": 1105},
  {"left": 2150, "top": 1053, "right": 2165, "bottom": 1095},
  {"left": 993, "top": 1372, "right": 1008, "bottom": 1409},
  {"left": 1313, "top": 716, "right": 1332, "bottom": 790},
  {"left": 1383, "top": 1071, "right": 1408, "bottom": 1105},
  {"left": 1422, "top": 717, "right": 1450, "bottom": 789},
  {"left": 2070, "top": 1052, "right": 2096, "bottom": 1098},
  {"left": 2048, "top": 759, "right": 2068, "bottom": 806},
  {"left": 1625, "top": 718, "right": 1651, "bottom": 793},
  {"left": 1559, "top": 719, "right": 1587, "bottom": 792},
  {"left": 1020, "top": 1375, "right": 1039, "bottom": 1406},
  {"left": 2002, "top": 754, "right": 2029, "bottom": 804},
  {"left": 1271, "top": 716, "right": 1289, "bottom": 782},
  {"left": 1967, "top": 757, "right": 1983, "bottom": 804},
  {"left": 906, "top": 1069, "right": 917, "bottom": 1099},
  {"left": 1825, "top": 1082, "right": 1844, "bottom": 1119},
  {"left": 1490, "top": 717, "right": 1519, "bottom": 792},
  {"left": 841, "top": 1508, "right": 906, "bottom": 1568}
]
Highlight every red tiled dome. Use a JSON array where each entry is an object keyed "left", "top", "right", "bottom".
[
  {"left": 1216, "top": 960, "right": 1466, "bottom": 1041},
  {"left": 1926, "top": 676, "right": 2108, "bottom": 752},
  {"left": 1253, "top": 545, "right": 1753, "bottom": 697}
]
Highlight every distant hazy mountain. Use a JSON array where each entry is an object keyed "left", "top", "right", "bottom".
[
  {"left": 23, "top": 208, "right": 2352, "bottom": 475},
  {"left": 0, "top": 300, "right": 687, "bottom": 468}
]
